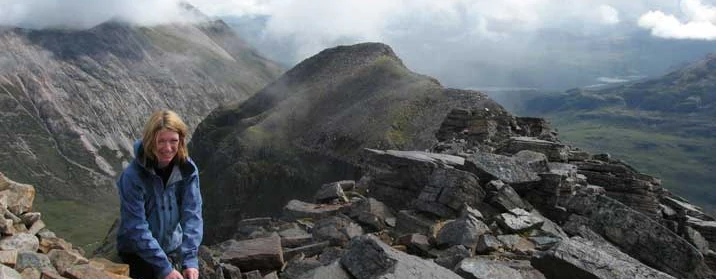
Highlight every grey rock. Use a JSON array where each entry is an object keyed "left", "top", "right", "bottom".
[
  {"left": 662, "top": 197, "right": 713, "bottom": 220},
  {"left": 496, "top": 136, "right": 569, "bottom": 162},
  {"left": 575, "top": 161, "right": 663, "bottom": 216},
  {"left": 463, "top": 151, "right": 541, "bottom": 189},
  {"left": 360, "top": 149, "right": 465, "bottom": 211},
  {"left": 686, "top": 218, "right": 716, "bottom": 251},
  {"left": 312, "top": 216, "right": 363, "bottom": 247},
  {"left": 436, "top": 215, "right": 490, "bottom": 249},
  {"left": 531, "top": 237, "right": 676, "bottom": 279},
  {"left": 283, "top": 241, "right": 331, "bottom": 260},
  {"left": 485, "top": 180, "right": 533, "bottom": 212},
  {"left": 455, "top": 257, "right": 525, "bottom": 279},
  {"left": 395, "top": 234, "right": 432, "bottom": 258},
  {"left": 280, "top": 234, "right": 313, "bottom": 249},
  {"left": 317, "top": 247, "right": 345, "bottom": 265},
  {"left": 314, "top": 182, "right": 348, "bottom": 204},
  {"left": 496, "top": 208, "right": 544, "bottom": 233},
  {"left": 340, "top": 234, "right": 462, "bottom": 279},
  {"left": 346, "top": 198, "right": 395, "bottom": 231},
  {"left": 433, "top": 245, "right": 471, "bottom": 270},
  {"left": 216, "top": 234, "right": 284, "bottom": 273},
  {"left": 281, "top": 258, "right": 323, "bottom": 279},
  {"left": 220, "top": 263, "right": 241, "bottom": 279},
  {"left": 512, "top": 150, "right": 550, "bottom": 173},
  {"left": 564, "top": 194, "right": 708, "bottom": 279},
  {"left": 242, "top": 270, "right": 262, "bottom": 279},
  {"left": 685, "top": 226, "right": 711, "bottom": 254},
  {"left": 413, "top": 168, "right": 484, "bottom": 218},
  {"left": 297, "top": 260, "right": 351, "bottom": 279},
  {"left": 475, "top": 234, "right": 502, "bottom": 254},
  {"left": 394, "top": 210, "right": 439, "bottom": 237}
]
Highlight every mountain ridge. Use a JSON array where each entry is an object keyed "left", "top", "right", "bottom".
[{"left": 0, "top": 18, "right": 283, "bottom": 246}]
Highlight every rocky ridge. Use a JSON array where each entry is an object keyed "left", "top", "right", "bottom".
[
  {"left": 189, "top": 42, "right": 547, "bottom": 243},
  {"left": 180, "top": 106, "right": 716, "bottom": 279}
]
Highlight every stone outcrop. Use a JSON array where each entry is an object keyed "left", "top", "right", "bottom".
[
  {"left": 574, "top": 160, "right": 664, "bottom": 217},
  {"left": 0, "top": 172, "right": 128, "bottom": 278},
  {"left": 563, "top": 194, "right": 709, "bottom": 279}
]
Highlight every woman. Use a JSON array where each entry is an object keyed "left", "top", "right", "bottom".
[{"left": 117, "top": 110, "right": 203, "bottom": 279}]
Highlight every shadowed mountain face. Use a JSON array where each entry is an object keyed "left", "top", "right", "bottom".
[
  {"left": 189, "top": 42, "right": 534, "bottom": 243},
  {"left": 0, "top": 20, "right": 282, "bottom": 245},
  {"left": 515, "top": 53, "right": 716, "bottom": 211}
]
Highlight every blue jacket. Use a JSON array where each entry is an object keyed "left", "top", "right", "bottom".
[{"left": 117, "top": 141, "right": 203, "bottom": 278}]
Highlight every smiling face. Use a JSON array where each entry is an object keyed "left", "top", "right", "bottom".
[{"left": 153, "top": 129, "right": 180, "bottom": 168}]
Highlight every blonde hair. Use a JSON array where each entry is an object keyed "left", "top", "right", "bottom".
[{"left": 141, "top": 110, "right": 189, "bottom": 163}]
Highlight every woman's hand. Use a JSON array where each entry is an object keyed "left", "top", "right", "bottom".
[
  {"left": 183, "top": 267, "right": 199, "bottom": 279},
  {"left": 164, "top": 269, "right": 184, "bottom": 279}
]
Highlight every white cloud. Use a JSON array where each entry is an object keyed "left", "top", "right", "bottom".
[
  {"left": 599, "top": 5, "right": 620, "bottom": 24},
  {"left": 638, "top": 0, "right": 716, "bottom": 40},
  {"left": 0, "top": 0, "right": 206, "bottom": 29}
]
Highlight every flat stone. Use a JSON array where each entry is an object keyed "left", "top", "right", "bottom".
[
  {"left": 455, "top": 257, "right": 525, "bottom": 279},
  {"left": 282, "top": 200, "right": 348, "bottom": 221},
  {"left": 217, "top": 234, "right": 284, "bottom": 272}
]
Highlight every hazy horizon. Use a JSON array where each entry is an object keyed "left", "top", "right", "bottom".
[{"left": 2, "top": 0, "right": 716, "bottom": 89}]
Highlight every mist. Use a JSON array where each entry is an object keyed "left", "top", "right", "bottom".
[{"left": 1, "top": 0, "right": 716, "bottom": 89}]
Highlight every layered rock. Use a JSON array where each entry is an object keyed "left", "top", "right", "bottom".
[
  {"left": 532, "top": 237, "right": 676, "bottom": 279},
  {"left": 573, "top": 160, "right": 664, "bottom": 217},
  {"left": 564, "top": 194, "right": 709, "bottom": 279}
]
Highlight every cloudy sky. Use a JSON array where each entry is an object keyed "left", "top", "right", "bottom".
[{"left": 1, "top": 0, "right": 715, "bottom": 89}]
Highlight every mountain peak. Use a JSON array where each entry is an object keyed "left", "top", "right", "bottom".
[{"left": 285, "top": 42, "right": 404, "bottom": 81}]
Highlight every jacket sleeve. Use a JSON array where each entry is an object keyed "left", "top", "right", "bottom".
[
  {"left": 179, "top": 174, "right": 203, "bottom": 269},
  {"left": 118, "top": 172, "right": 174, "bottom": 278}
]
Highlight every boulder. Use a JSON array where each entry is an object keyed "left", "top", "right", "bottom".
[
  {"left": 346, "top": 198, "right": 395, "bottom": 231},
  {"left": 496, "top": 208, "right": 544, "bottom": 233},
  {"left": 340, "top": 234, "right": 462, "bottom": 279},
  {"left": 413, "top": 168, "right": 484, "bottom": 218},
  {"left": 484, "top": 180, "right": 532, "bottom": 212},
  {"left": 312, "top": 216, "right": 363, "bottom": 247},
  {"left": 361, "top": 149, "right": 465, "bottom": 210},
  {"left": 532, "top": 237, "right": 676, "bottom": 279},
  {"left": 436, "top": 215, "right": 490, "bottom": 249},
  {"left": 216, "top": 234, "right": 284, "bottom": 272}
]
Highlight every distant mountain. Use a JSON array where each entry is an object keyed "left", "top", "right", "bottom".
[
  {"left": 514, "top": 53, "right": 716, "bottom": 211},
  {"left": 0, "top": 18, "right": 283, "bottom": 245},
  {"left": 189, "top": 42, "right": 554, "bottom": 243},
  {"left": 222, "top": 15, "right": 716, "bottom": 90}
]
